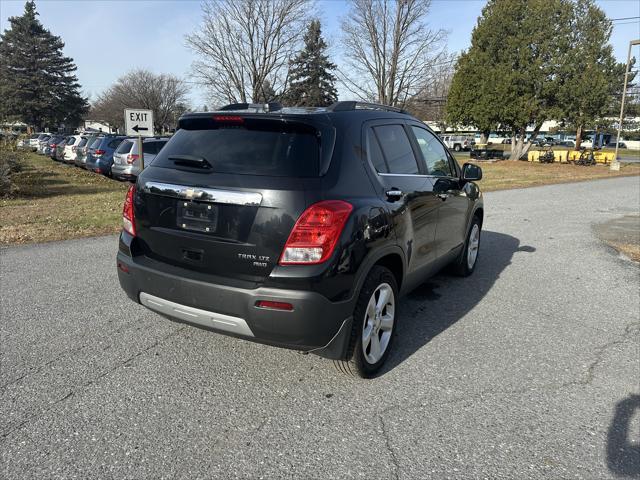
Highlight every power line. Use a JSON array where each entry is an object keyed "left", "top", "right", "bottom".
[{"left": 610, "top": 16, "right": 640, "bottom": 22}]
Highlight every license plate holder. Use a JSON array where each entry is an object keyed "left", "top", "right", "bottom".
[{"left": 177, "top": 201, "right": 218, "bottom": 233}]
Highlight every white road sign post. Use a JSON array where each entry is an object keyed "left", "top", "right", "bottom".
[{"left": 124, "top": 109, "right": 154, "bottom": 171}]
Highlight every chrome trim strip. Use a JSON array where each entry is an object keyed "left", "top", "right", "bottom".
[
  {"left": 142, "top": 181, "right": 262, "bottom": 206},
  {"left": 140, "top": 292, "right": 255, "bottom": 337}
]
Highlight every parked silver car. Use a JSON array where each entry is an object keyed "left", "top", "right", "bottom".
[
  {"left": 111, "top": 136, "right": 169, "bottom": 181},
  {"left": 74, "top": 134, "right": 102, "bottom": 168}
]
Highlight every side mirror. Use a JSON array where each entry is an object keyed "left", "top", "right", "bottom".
[{"left": 462, "top": 163, "right": 482, "bottom": 181}]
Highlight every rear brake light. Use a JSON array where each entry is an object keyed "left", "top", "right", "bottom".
[
  {"left": 126, "top": 153, "right": 140, "bottom": 164},
  {"left": 94, "top": 149, "right": 105, "bottom": 156},
  {"left": 213, "top": 115, "right": 244, "bottom": 124},
  {"left": 255, "top": 300, "right": 294, "bottom": 311},
  {"left": 279, "top": 200, "right": 353, "bottom": 265},
  {"left": 122, "top": 185, "right": 136, "bottom": 236}
]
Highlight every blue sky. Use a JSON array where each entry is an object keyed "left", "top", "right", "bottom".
[{"left": 1, "top": 0, "right": 638, "bottom": 107}]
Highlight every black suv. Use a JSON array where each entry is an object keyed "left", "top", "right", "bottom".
[{"left": 117, "top": 101, "right": 483, "bottom": 377}]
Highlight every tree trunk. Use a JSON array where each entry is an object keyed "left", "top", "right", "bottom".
[
  {"left": 509, "top": 123, "right": 542, "bottom": 160},
  {"left": 479, "top": 131, "right": 489, "bottom": 144},
  {"left": 575, "top": 125, "right": 583, "bottom": 150}
]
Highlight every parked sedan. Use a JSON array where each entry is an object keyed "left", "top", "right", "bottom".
[
  {"left": 111, "top": 136, "right": 170, "bottom": 181},
  {"left": 605, "top": 141, "right": 627, "bottom": 149},
  {"left": 86, "top": 135, "right": 127, "bottom": 176}
]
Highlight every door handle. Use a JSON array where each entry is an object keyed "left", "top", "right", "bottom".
[
  {"left": 386, "top": 189, "right": 403, "bottom": 201},
  {"left": 436, "top": 193, "right": 449, "bottom": 201}
]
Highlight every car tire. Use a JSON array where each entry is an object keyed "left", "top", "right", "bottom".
[
  {"left": 334, "top": 266, "right": 398, "bottom": 378},
  {"left": 451, "top": 215, "right": 482, "bottom": 277},
  {"left": 454, "top": 144, "right": 461, "bottom": 152}
]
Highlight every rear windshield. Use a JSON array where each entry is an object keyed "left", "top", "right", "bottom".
[
  {"left": 88, "top": 137, "right": 103, "bottom": 148},
  {"left": 77, "top": 137, "right": 88, "bottom": 147},
  {"left": 116, "top": 140, "right": 134, "bottom": 154},
  {"left": 153, "top": 121, "right": 320, "bottom": 177}
]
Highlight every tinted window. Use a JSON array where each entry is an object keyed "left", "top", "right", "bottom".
[
  {"left": 108, "top": 138, "right": 124, "bottom": 149},
  {"left": 372, "top": 125, "right": 419, "bottom": 174},
  {"left": 143, "top": 140, "right": 166, "bottom": 155},
  {"left": 153, "top": 127, "right": 319, "bottom": 177},
  {"left": 66, "top": 137, "right": 76, "bottom": 146},
  {"left": 116, "top": 140, "right": 134, "bottom": 154},
  {"left": 88, "top": 137, "right": 102, "bottom": 148},
  {"left": 411, "top": 127, "right": 454, "bottom": 177},
  {"left": 77, "top": 138, "right": 88, "bottom": 147},
  {"left": 367, "top": 130, "right": 388, "bottom": 173}
]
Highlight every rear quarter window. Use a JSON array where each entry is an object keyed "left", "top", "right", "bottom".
[{"left": 153, "top": 125, "right": 319, "bottom": 177}]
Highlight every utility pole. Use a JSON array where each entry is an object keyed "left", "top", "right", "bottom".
[{"left": 611, "top": 39, "right": 640, "bottom": 171}]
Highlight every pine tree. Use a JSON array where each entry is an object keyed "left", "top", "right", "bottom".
[
  {"left": 0, "top": 1, "right": 88, "bottom": 130},
  {"left": 284, "top": 20, "right": 338, "bottom": 107}
]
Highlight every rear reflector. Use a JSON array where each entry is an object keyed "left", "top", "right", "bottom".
[
  {"left": 255, "top": 300, "right": 294, "bottom": 311},
  {"left": 117, "top": 261, "right": 129, "bottom": 273},
  {"left": 279, "top": 200, "right": 353, "bottom": 265},
  {"left": 122, "top": 185, "right": 136, "bottom": 236}
]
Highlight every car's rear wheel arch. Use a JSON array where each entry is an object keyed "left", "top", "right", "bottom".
[{"left": 374, "top": 253, "right": 404, "bottom": 293}]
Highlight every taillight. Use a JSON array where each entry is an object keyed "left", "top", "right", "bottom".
[
  {"left": 94, "top": 149, "right": 105, "bottom": 156},
  {"left": 72, "top": 146, "right": 77, "bottom": 151},
  {"left": 279, "top": 200, "right": 353, "bottom": 265},
  {"left": 213, "top": 115, "right": 244, "bottom": 124},
  {"left": 122, "top": 185, "right": 136, "bottom": 236},
  {"left": 126, "top": 153, "right": 140, "bottom": 164}
]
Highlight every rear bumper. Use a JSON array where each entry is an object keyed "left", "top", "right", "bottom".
[
  {"left": 112, "top": 163, "right": 138, "bottom": 180},
  {"left": 116, "top": 249, "right": 354, "bottom": 359}
]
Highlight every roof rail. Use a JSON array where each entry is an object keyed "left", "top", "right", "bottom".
[
  {"left": 219, "top": 102, "right": 283, "bottom": 113},
  {"left": 327, "top": 101, "right": 409, "bottom": 115}
]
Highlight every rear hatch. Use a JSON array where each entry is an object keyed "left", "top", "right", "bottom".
[
  {"left": 134, "top": 113, "right": 334, "bottom": 284},
  {"left": 113, "top": 139, "right": 135, "bottom": 166}
]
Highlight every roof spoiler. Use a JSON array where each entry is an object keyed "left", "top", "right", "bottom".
[{"left": 219, "top": 102, "right": 283, "bottom": 113}]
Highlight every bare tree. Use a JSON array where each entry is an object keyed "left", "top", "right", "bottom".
[
  {"left": 405, "top": 52, "right": 457, "bottom": 129},
  {"left": 340, "top": 0, "right": 447, "bottom": 107},
  {"left": 186, "top": 0, "right": 311, "bottom": 105},
  {"left": 90, "top": 69, "right": 190, "bottom": 132}
]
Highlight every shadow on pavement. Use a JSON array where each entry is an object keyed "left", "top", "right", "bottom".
[
  {"left": 607, "top": 394, "right": 640, "bottom": 477},
  {"left": 382, "top": 230, "right": 533, "bottom": 374}
]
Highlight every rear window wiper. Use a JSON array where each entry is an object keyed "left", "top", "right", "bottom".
[{"left": 168, "top": 155, "right": 211, "bottom": 169}]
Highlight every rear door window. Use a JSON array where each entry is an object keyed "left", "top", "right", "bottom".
[
  {"left": 372, "top": 125, "right": 419, "bottom": 175},
  {"left": 153, "top": 123, "right": 320, "bottom": 177},
  {"left": 366, "top": 130, "right": 388, "bottom": 173}
]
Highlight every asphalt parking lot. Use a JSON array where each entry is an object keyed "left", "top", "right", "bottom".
[{"left": 1, "top": 176, "right": 639, "bottom": 479}]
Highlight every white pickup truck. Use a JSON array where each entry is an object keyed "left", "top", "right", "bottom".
[{"left": 441, "top": 135, "right": 475, "bottom": 152}]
